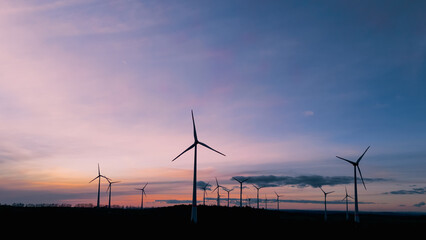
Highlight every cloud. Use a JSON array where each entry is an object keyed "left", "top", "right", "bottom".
[
  {"left": 413, "top": 202, "right": 425, "bottom": 208},
  {"left": 384, "top": 187, "right": 426, "bottom": 195},
  {"left": 234, "top": 175, "right": 387, "bottom": 188}
]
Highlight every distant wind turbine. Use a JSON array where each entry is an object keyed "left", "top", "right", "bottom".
[
  {"left": 342, "top": 187, "right": 354, "bottom": 221},
  {"left": 136, "top": 183, "right": 148, "bottom": 209},
  {"left": 320, "top": 186, "right": 334, "bottom": 222},
  {"left": 274, "top": 191, "right": 282, "bottom": 210},
  {"left": 336, "top": 146, "right": 370, "bottom": 223},
  {"left": 172, "top": 110, "right": 226, "bottom": 223},
  {"left": 252, "top": 184, "right": 264, "bottom": 209},
  {"left": 106, "top": 179, "right": 120, "bottom": 208},
  {"left": 264, "top": 194, "right": 268, "bottom": 209},
  {"left": 232, "top": 177, "right": 249, "bottom": 207},
  {"left": 212, "top": 177, "right": 224, "bottom": 206},
  {"left": 222, "top": 187, "right": 234, "bottom": 207},
  {"left": 89, "top": 163, "right": 110, "bottom": 208},
  {"left": 201, "top": 182, "right": 211, "bottom": 205}
]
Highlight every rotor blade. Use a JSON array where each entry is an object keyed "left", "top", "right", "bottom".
[
  {"left": 142, "top": 182, "right": 148, "bottom": 189},
  {"left": 357, "top": 165, "right": 367, "bottom": 190},
  {"left": 106, "top": 184, "right": 111, "bottom": 193},
  {"left": 191, "top": 110, "right": 198, "bottom": 142},
  {"left": 327, "top": 191, "right": 335, "bottom": 195},
  {"left": 172, "top": 143, "right": 196, "bottom": 161},
  {"left": 98, "top": 163, "right": 100, "bottom": 175},
  {"left": 89, "top": 176, "right": 99, "bottom": 183},
  {"left": 215, "top": 177, "right": 219, "bottom": 186},
  {"left": 101, "top": 175, "right": 111, "bottom": 181},
  {"left": 319, "top": 186, "right": 325, "bottom": 194},
  {"left": 336, "top": 156, "right": 356, "bottom": 165},
  {"left": 198, "top": 141, "right": 226, "bottom": 156},
  {"left": 356, "top": 146, "right": 370, "bottom": 164},
  {"left": 212, "top": 186, "right": 219, "bottom": 192}
]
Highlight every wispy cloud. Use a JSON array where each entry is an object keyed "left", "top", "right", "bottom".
[
  {"left": 234, "top": 175, "right": 387, "bottom": 188},
  {"left": 384, "top": 187, "right": 426, "bottom": 195}
]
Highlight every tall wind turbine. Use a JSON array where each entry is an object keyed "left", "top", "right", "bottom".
[
  {"left": 336, "top": 146, "right": 370, "bottom": 223},
  {"left": 222, "top": 187, "right": 234, "bottom": 207},
  {"left": 201, "top": 182, "right": 211, "bottom": 205},
  {"left": 89, "top": 164, "right": 110, "bottom": 208},
  {"left": 212, "top": 177, "right": 224, "bottom": 206},
  {"left": 252, "top": 184, "right": 264, "bottom": 209},
  {"left": 172, "top": 110, "right": 226, "bottom": 223},
  {"left": 320, "top": 186, "right": 334, "bottom": 222},
  {"left": 274, "top": 191, "right": 282, "bottom": 210},
  {"left": 342, "top": 187, "right": 354, "bottom": 221},
  {"left": 232, "top": 177, "right": 249, "bottom": 207},
  {"left": 106, "top": 179, "right": 120, "bottom": 208},
  {"left": 136, "top": 183, "right": 148, "bottom": 209}
]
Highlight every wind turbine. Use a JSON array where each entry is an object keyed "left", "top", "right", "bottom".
[
  {"left": 320, "top": 186, "right": 334, "bottom": 222},
  {"left": 252, "top": 184, "right": 264, "bottom": 209},
  {"left": 342, "top": 187, "right": 354, "bottom": 221},
  {"left": 212, "top": 177, "right": 224, "bottom": 206},
  {"left": 222, "top": 187, "right": 234, "bottom": 207},
  {"left": 264, "top": 194, "right": 268, "bottom": 209},
  {"left": 89, "top": 163, "right": 110, "bottom": 208},
  {"left": 201, "top": 182, "right": 211, "bottom": 205},
  {"left": 172, "top": 110, "right": 225, "bottom": 223},
  {"left": 136, "top": 183, "right": 148, "bottom": 209},
  {"left": 336, "top": 146, "right": 370, "bottom": 223},
  {"left": 232, "top": 177, "right": 249, "bottom": 207},
  {"left": 106, "top": 179, "right": 120, "bottom": 208},
  {"left": 274, "top": 191, "right": 282, "bottom": 210}
]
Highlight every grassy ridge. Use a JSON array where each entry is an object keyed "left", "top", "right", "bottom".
[{"left": 1, "top": 205, "right": 425, "bottom": 236}]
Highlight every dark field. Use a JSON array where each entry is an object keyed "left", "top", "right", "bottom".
[{"left": 1, "top": 205, "right": 425, "bottom": 237}]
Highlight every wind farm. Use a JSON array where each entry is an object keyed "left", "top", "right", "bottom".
[{"left": 1, "top": 0, "right": 426, "bottom": 236}]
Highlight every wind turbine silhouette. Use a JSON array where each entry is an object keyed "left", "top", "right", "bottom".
[
  {"left": 106, "top": 179, "right": 120, "bottom": 208},
  {"left": 222, "top": 187, "right": 234, "bottom": 207},
  {"left": 274, "top": 191, "right": 282, "bottom": 210},
  {"left": 172, "top": 110, "right": 225, "bottom": 223},
  {"left": 212, "top": 177, "right": 224, "bottom": 206},
  {"left": 232, "top": 177, "right": 249, "bottom": 207},
  {"left": 201, "top": 182, "right": 211, "bottom": 205},
  {"left": 336, "top": 146, "right": 370, "bottom": 223},
  {"left": 342, "top": 187, "right": 354, "bottom": 221},
  {"left": 136, "top": 183, "right": 148, "bottom": 209},
  {"left": 320, "top": 186, "right": 334, "bottom": 222},
  {"left": 89, "top": 164, "right": 110, "bottom": 208},
  {"left": 264, "top": 194, "right": 268, "bottom": 209},
  {"left": 252, "top": 184, "right": 264, "bottom": 209}
]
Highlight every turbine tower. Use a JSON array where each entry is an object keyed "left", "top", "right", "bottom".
[
  {"left": 336, "top": 146, "right": 370, "bottom": 223},
  {"left": 89, "top": 163, "right": 110, "bottom": 208},
  {"left": 106, "top": 179, "right": 120, "bottom": 208},
  {"left": 342, "top": 187, "right": 354, "bottom": 221},
  {"left": 320, "top": 186, "right": 334, "bottom": 222},
  {"left": 252, "top": 184, "right": 264, "bottom": 209},
  {"left": 212, "top": 177, "right": 224, "bottom": 206},
  {"left": 232, "top": 177, "right": 249, "bottom": 207},
  {"left": 222, "top": 187, "right": 234, "bottom": 207},
  {"left": 172, "top": 110, "right": 226, "bottom": 223},
  {"left": 136, "top": 183, "right": 148, "bottom": 209},
  {"left": 274, "top": 191, "right": 282, "bottom": 210}
]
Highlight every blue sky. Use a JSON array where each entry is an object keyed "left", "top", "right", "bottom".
[{"left": 0, "top": 0, "right": 425, "bottom": 211}]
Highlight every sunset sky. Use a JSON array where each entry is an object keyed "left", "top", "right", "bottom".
[{"left": 0, "top": 0, "right": 425, "bottom": 212}]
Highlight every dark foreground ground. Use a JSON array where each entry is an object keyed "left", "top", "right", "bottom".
[{"left": 1, "top": 205, "right": 425, "bottom": 237}]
